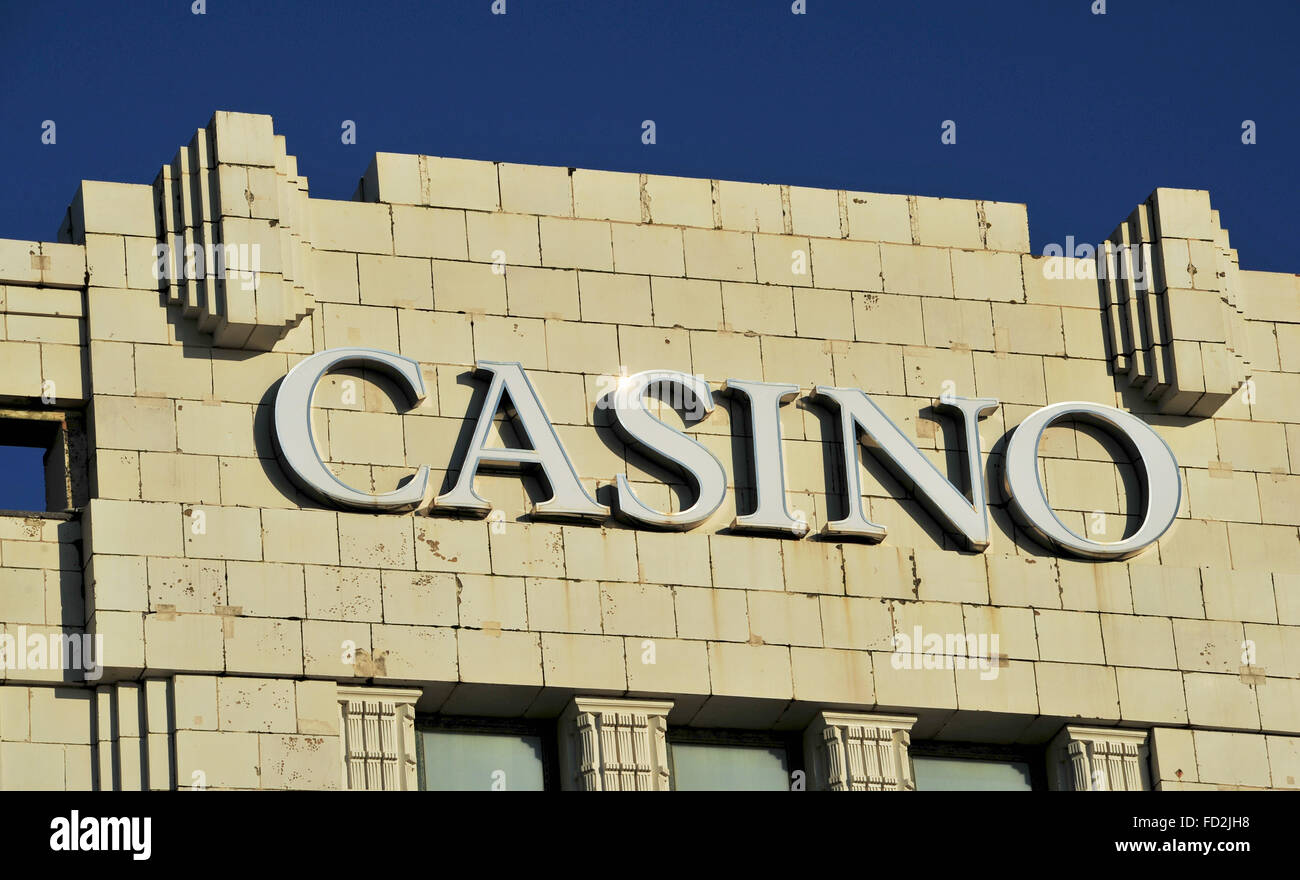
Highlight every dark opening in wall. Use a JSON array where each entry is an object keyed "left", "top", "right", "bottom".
[{"left": 0, "top": 410, "right": 89, "bottom": 513}]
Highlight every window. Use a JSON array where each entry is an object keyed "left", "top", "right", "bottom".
[
  {"left": 909, "top": 742, "right": 1044, "bottom": 791},
  {"left": 0, "top": 411, "right": 86, "bottom": 512},
  {"left": 0, "top": 445, "right": 47, "bottom": 510},
  {"left": 668, "top": 729, "right": 801, "bottom": 791},
  {"left": 417, "top": 717, "right": 556, "bottom": 791},
  {"left": 912, "top": 756, "right": 1033, "bottom": 791}
]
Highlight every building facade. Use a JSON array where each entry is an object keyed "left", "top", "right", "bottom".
[{"left": 0, "top": 111, "right": 1296, "bottom": 790}]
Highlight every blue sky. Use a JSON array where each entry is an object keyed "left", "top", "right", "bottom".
[{"left": 0, "top": 0, "right": 1296, "bottom": 510}]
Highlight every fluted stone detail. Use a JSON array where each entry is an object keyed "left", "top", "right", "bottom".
[
  {"left": 803, "top": 712, "right": 917, "bottom": 791},
  {"left": 337, "top": 686, "right": 419, "bottom": 791},
  {"left": 558, "top": 697, "right": 673, "bottom": 791},
  {"left": 1049, "top": 726, "right": 1150, "bottom": 791}
]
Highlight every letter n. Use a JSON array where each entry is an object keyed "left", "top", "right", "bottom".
[{"left": 810, "top": 387, "right": 998, "bottom": 549}]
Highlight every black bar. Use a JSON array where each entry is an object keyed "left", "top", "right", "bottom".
[{"left": 2, "top": 793, "right": 1276, "bottom": 866}]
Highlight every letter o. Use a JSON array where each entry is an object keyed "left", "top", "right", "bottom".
[{"left": 1003, "top": 402, "right": 1180, "bottom": 560}]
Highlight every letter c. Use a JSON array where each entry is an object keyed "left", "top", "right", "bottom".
[{"left": 272, "top": 347, "right": 430, "bottom": 511}]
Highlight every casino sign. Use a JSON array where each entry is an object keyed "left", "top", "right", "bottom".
[{"left": 272, "top": 347, "right": 1182, "bottom": 562}]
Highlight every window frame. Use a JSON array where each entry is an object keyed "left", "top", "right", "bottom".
[
  {"left": 415, "top": 715, "right": 560, "bottom": 792},
  {"left": 907, "top": 740, "right": 1048, "bottom": 791},
  {"left": 0, "top": 408, "right": 87, "bottom": 514},
  {"left": 666, "top": 727, "right": 804, "bottom": 792}
]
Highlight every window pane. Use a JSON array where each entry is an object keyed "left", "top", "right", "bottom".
[
  {"left": 0, "top": 446, "right": 47, "bottom": 511},
  {"left": 420, "top": 729, "right": 546, "bottom": 791},
  {"left": 671, "top": 742, "right": 789, "bottom": 791},
  {"left": 912, "top": 756, "right": 1033, "bottom": 791}
]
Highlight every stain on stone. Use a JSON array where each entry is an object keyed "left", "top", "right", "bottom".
[{"left": 423, "top": 538, "right": 458, "bottom": 563}]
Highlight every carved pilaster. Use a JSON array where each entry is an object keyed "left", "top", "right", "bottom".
[
  {"left": 557, "top": 697, "right": 673, "bottom": 791},
  {"left": 337, "top": 685, "right": 420, "bottom": 791},
  {"left": 1049, "top": 726, "right": 1150, "bottom": 791},
  {"left": 803, "top": 712, "right": 917, "bottom": 791}
]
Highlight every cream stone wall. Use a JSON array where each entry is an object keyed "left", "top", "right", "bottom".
[{"left": 0, "top": 111, "right": 1296, "bottom": 789}]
